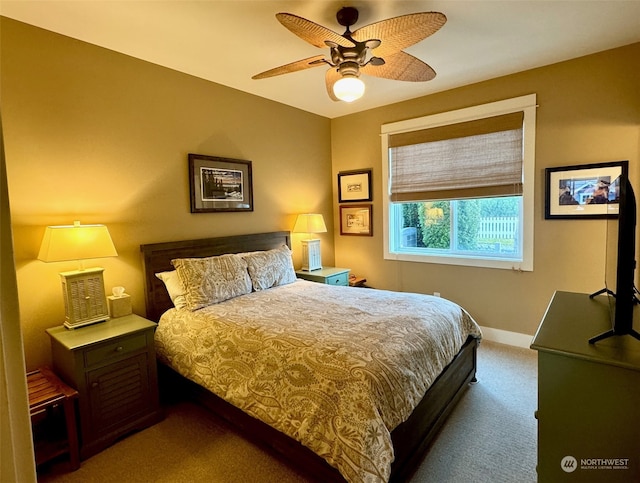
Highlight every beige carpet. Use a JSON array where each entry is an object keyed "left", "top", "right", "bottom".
[
  {"left": 37, "top": 340, "right": 537, "bottom": 483},
  {"left": 413, "top": 340, "right": 538, "bottom": 482}
]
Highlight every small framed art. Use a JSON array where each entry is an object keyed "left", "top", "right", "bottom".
[
  {"left": 340, "top": 204, "right": 373, "bottom": 236},
  {"left": 545, "top": 161, "right": 626, "bottom": 219},
  {"left": 188, "top": 154, "right": 253, "bottom": 213},
  {"left": 338, "top": 169, "right": 372, "bottom": 203}
]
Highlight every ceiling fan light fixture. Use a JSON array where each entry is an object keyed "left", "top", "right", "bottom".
[
  {"left": 255, "top": 9, "right": 446, "bottom": 103},
  {"left": 333, "top": 75, "right": 365, "bottom": 102}
]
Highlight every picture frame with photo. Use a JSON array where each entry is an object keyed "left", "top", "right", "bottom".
[
  {"left": 545, "top": 161, "right": 625, "bottom": 219},
  {"left": 340, "top": 204, "right": 373, "bottom": 236},
  {"left": 188, "top": 154, "right": 253, "bottom": 213},
  {"left": 338, "top": 169, "right": 372, "bottom": 203}
]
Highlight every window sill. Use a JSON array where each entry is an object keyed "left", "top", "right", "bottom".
[{"left": 384, "top": 251, "right": 532, "bottom": 271}]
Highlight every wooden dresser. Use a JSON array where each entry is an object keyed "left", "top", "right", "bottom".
[
  {"left": 47, "top": 314, "right": 162, "bottom": 459},
  {"left": 531, "top": 291, "right": 640, "bottom": 482}
]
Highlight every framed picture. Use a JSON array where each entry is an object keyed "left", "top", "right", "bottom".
[
  {"left": 545, "top": 160, "right": 626, "bottom": 219},
  {"left": 340, "top": 204, "right": 373, "bottom": 236},
  {"left": 338, "top": 169, "right": 372, "bottom": 203},
  {"left": 188, "top": 154, "right": 253, "bottom": 213}
]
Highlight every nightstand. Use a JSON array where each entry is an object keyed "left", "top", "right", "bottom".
[
  {"left": 46, "top": 313, "right": 162, "bottom": 460},
  {"left": 296, "top": 267, "right": 350, "bottom": 286}
]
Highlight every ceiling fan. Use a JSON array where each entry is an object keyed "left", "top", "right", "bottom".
[{"left": 252, "top": 7, "right": 447, "bottom": 102}]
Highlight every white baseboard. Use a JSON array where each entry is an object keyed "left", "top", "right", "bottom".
[{"left": 479, "top": 326, "right": 534, "bottom": 349}]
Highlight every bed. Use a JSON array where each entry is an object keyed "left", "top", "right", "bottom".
[{"left": 140, "top": 231, "right": 481, "bottom": 482}]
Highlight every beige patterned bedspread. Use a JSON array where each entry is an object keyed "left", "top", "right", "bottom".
[{"left": 154, "top": 280, "right": 481, "bottom": 483}]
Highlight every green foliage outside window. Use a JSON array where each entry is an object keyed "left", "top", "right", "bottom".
[
  {"left": 456, "top": 200, "right": 480, "bottom": 250},
  {"left": 419, "top": 201, "right": 450, "bottom": 249},
  {"left": 401, "top": 197, "right": 520, "bottom": 253}
]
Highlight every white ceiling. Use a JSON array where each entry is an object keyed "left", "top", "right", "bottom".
[{"left": 2, "top": 1, "right": 640, "bottom": 119}]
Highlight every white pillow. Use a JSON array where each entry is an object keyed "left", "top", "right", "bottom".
[
  {"left": 242, "top": 245, "right": 297, "bottom": 291},
  {"left": 155, "top": 270, "right": 187, "bottom": 310}
]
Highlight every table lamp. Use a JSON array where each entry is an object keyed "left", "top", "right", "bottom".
[
  {"left": 38, "top": 221, "right": 118, "bottom": 329},
  {"left": 293, "top": 214, "right": 327, "bottom": 271}
]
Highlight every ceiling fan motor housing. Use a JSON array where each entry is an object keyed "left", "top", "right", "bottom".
[{"left": 330, "top": 43, "right": 368, "bottom": 68}]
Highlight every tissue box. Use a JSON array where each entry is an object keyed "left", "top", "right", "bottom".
[{"left": 108, "top": 294, "right": 132, "bottom": 318}]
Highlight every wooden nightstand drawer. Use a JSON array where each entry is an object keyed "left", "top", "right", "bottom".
[
  {"left": 326, "top": 271, "right": 349, "bottom": 286},
  {"left": 84, "top": 333, "right": 146, "bottom": 367}
]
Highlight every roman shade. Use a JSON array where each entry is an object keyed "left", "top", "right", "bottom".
[{"left": 389, "top": 111, "right": 524, "bottom": 202}]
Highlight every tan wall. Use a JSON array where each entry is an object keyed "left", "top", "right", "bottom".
[
  {"left": 331, "top": 43, "right": 640, "bottom": 336},
  {"left": 3, "top": 16, "right": 640, "bottom": 368},
  {"left": 1, "top": 18, "right": 333, "bottom": 370}
]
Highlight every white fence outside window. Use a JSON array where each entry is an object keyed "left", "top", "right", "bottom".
[{"left": 477, "top": 217, "right": 518, "bottom": 240}]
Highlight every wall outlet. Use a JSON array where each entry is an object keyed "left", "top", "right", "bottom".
[{"left": 433, "top": 292, "right": 441, "bottom": 297}]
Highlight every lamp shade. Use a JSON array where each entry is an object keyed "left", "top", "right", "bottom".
[
  {"left": 333, "top": 75, "right": 365, "bottom": 102},
  {"left": 38, "top": 221, "right": 117, "bottom": 262},
  {"left": 293, "top": 214, "right": 327, "bottom": 234}
]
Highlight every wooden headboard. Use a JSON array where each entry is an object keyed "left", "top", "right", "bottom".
[{"left": 140, "top": 231, "right": 292, "bottom": 322}]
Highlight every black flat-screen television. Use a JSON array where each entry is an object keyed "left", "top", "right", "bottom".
[{"left": 589, "top": 160, "right": 640, "bottom": 343}]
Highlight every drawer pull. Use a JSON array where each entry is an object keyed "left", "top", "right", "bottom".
[
  {"left": 91, "top": 382, "right": 99, "bottom": 388},
  {"left": 115, "top": 346, "right": 124, "bottom": 352}
]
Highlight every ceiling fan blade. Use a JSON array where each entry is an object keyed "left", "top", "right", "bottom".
[
  {"left": 325, "top": 68, "right": 341, "bottom": 102},
  {"left": 361, "top": 51, "right": 436, "bottom": 82},
  {"left": 276, "top": 13, "right": 355, "bottom": 49},
  {"left": 252, "top": 55, "right": 327, "bottom": 79},
  {"left": 352, "top": 12, "right": 446, "bottom": 58}
]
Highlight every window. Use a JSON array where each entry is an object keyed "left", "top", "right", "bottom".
[{"left": 381, "top": 94, "right": 536, "bottom": 270}]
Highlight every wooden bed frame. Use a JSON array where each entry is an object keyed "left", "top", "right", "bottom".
[{"left": 140, "top": 231, "right": 478, "bottom": 482}]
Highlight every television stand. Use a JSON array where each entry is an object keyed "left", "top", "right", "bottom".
[
  {"left": 589, "top": 327, "right": 640, "bottom": 344},
  {"left": 589, "top": 287, "right": 615, "bottom": 298},
  {"left": 588, "top": 285, "right": 640, "bottom": 343},
  {"left": 589, "top": 284, "right": 640, "bottom": 301}
]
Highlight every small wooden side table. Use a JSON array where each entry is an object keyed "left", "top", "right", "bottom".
[
  {"left": 349, "top": 276, "right": 367, "bottom": 287},
  {"left": 27, "top": 366, "right": 80, "bottom": 470}
]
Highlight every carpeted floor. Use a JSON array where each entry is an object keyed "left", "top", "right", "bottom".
[
  {"left": 37, "top": 340, "right": 538, "bottom": 482},
  {"left": 412, "top": 340, "right": 538, "bottom": 482}
]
